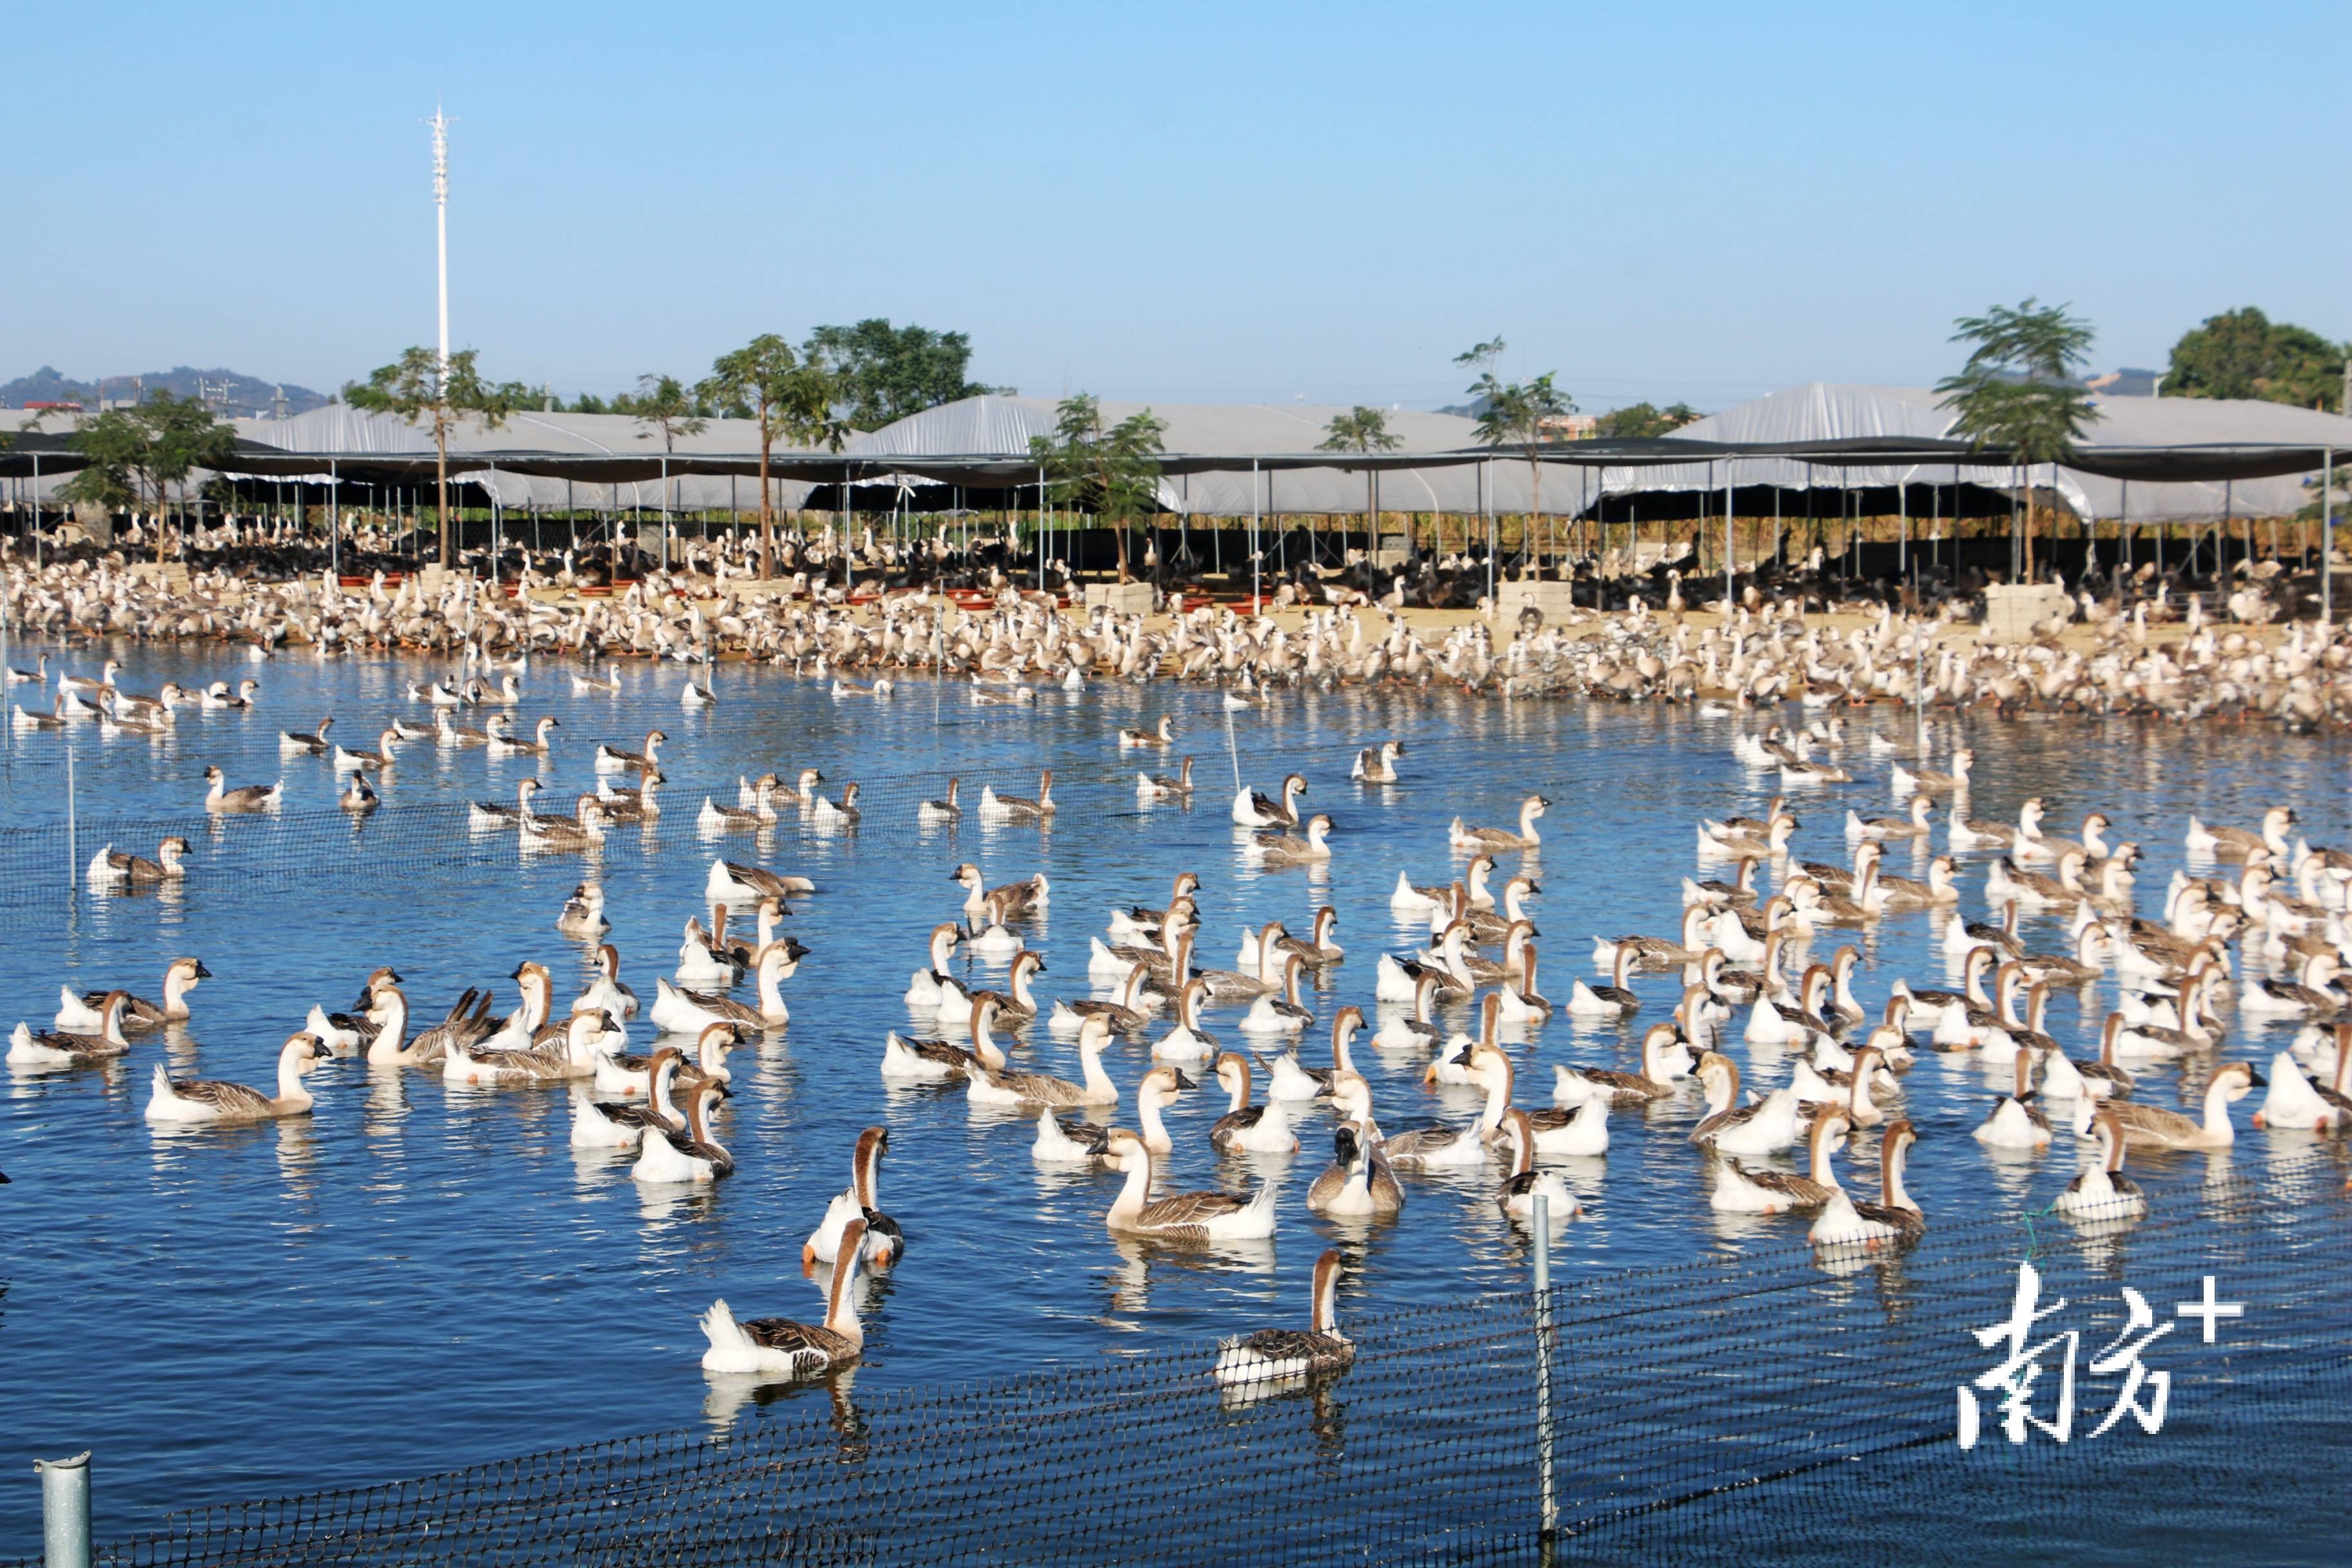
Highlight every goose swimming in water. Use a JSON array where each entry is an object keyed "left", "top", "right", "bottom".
[
  {"left": 1351, "top": 740, "right": 1406, "bottom": 783},
  {"left": 979, "top": 769, "right": 1055, "bottom": 822},
  {"left": 969, "top": 1008, "right": 1119, "bottom": 1107},
  {"left": 1553, "top": 1021, "right": 1682, "bottom": 1109},
  {"left": 2253, "top": 1038, "right": 2352, "bottom": 1132},
  {"left": 1972, "top": 1048, "right": 2054, "bottom": 1150},
  {"left": 1451, "top": 795, "right": 1547, "bottom": 853},
  {"left": 1381, "top": 1043, "right": 1512, "bottom": 1170},
  {"left": 306, "top": 967, "right": 403, "bottom": 1054},
  {"left": 1152, "top": 977, "right": 1221, "bottom": 1064},
  {"left": 2054, "top": 1110, "right": 2146, "bottom": 1221},
  {"left": 368, "top": 986, "right": 496, "bottom": 1068},
  {"left": 202, "top": 766, "right": 281, "bottom": 813},
  {"left": 1711, "top": 1104, "right": 1848, "bottom": 1214},
  {"left": 1210, "top": 1052, "right": 1297, "bottom": 1153},
  {"left": 633, "top": 1076, "right": 734, "bottom": 1182},
  {"left": 55, "top": 957, "right": 210, "bottom": 1034},
  {"left": 146, "top": 1032, "right": 326, "bottom": 1124},
  {"left": 556, "top": 883, "right": 609, "bottom": 938},
  {"left": 698, "top": 1217, "right": 874, "bottom": 1378},
  {"left": 1393, "top": 854, "right": 1493, "bottom": 914},
  {"left": 1102, "top": 1128, "right": 1278, "bottom": 1239},
  {"left": 2185, "top": 806, "right": 2295, "bottom": 862},
  {"left": 1231, "top": 772, "right": 1308, "bottom": 828},
  {"left": 652, "top": 940, "right": 801, "bottom": 1033},
  {"left": 1035, "top": 1065, "right": 1190, "bottom": 1165},
  {"left": 1494, "top": 1108, "right": 1582, "bottom": 1222},
  {"left": 1213, "top": 1248, "right": 1352, "bottom": 1386},
  {"left": 805, "top": 1126, "right": 905, "bottom": 1269},
  {"left": 594, "top": 729, "right": 667, "bottom": 775},
  {"left": 1137, "top": 756, "right": 1195, "bottom": 801},
  {"left": 1807, "top": 1113, "right": 1926, "bottom": 1248},
  {"left": 1238, "top": 954, "right": 1317, "bottom": 1038},
  {"left": 706, "top": 858, "right": 815, "bottom": 905},
  {"left": 903, "top": 923, "right": 966, "bottom": 1010},
  {"left": 86, "top": 836, "right": 191, "bottom": 888},
  {"left": 1250, "top": 812, "right": 1335, "bottom": 866},
  {"left": 1119, "top": 714, "right": 1176, "bottom": 749},
  {"left": 1306, "top": 1116, "right": 1406, "bottom": 1217},
  {"left": 2104, "top": 1060, "right": 2262, "bottom": 1151},
  {"left": 919, "top": 777, "right": 963, "bottom": 823},
  {"left": 1687, "top": 1051, "right": 1803, "bottom": 1155},
  {"left": 280, "top": 715, "right": 333, "bottom": 755},
  {"left": 952, "top": 863, "right": 1048, "bottom": 921},
  {"left": 569, "top": 1046, "right": 687, "bottom": 1150},
  {"left": 10, "top": 992, "right": 133, "bottom": 1066}
]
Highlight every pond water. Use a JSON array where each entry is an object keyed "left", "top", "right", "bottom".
[{"left": 1, "top": 634, "right": 2347, "bottom": 1547}]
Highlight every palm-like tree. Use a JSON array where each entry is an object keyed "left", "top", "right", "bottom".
[
  {"left": 699, "top": 336, "right": 844, "bottom": 579},
  {"left": 347, "top": 348, "right": 523, "bottom": 567},
  {"left": 632, "top": 375, "right": 708, "bottom": 568},
  {"left": 1936, "top": 299, "right": 2096, "bottom": 581},
  {"left": 1028, "top": 395, "right": 1166, "bottom": 584},
  {"left": 1318, "top": 406, "right": 1402, "bottom": 564},
  {"left": 1463, "top": 357, "right": 1573, "bottom": 573}
]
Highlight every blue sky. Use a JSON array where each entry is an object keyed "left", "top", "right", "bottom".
[{"left": 8, "top": 1, "right": 2345, "bottom": 412}]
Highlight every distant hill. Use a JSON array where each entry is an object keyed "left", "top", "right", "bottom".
[{"left": 1, "top": 365, "right": 331, "bottom": 418}]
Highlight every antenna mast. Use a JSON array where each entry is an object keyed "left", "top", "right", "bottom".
[{"left": 429, "top": 107, "right": 451, "bottom": 370}]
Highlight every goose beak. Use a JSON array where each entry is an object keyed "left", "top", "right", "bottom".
[
  {"left": 1172, "top": 1071, "right": 1197, "bottom": 1091},
  {"left": 193, "top": 963, "right": 214, "bottom": 979},
  {"left": 2244, "top": 1067, "right": 2268, "bottom": 1088}
]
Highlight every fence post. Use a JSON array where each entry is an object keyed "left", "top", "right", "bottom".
[
  {"left": 1532, "top": 1194, "right": 1558, "bottom": 1556},
  {"left": 66, "top": 740, "right": 77, "bottom": 888},
  {"left": 36, "top": 1451, "right": 91, "bottom": 1568}
]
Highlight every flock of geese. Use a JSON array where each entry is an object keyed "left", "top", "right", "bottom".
[
  {"left": 10, "top": 551, "right": 2352, "bottom": 727},
  {"left": 8, "top": 636, "right": 2352, "bottom": 1396}
]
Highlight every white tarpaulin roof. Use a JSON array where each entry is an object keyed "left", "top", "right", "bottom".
[{"left": 1599, "top": 384, "right": 2352, "bottom": 523}]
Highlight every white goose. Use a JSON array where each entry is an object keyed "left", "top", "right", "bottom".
[{"left": 146, "top": 1032, "right": 325, "bottom": 1124}]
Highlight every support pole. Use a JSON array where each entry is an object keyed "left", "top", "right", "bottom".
[
  {"left": 1532, "top": 1195, "right": 1558, "bottom": 1553},
  {"left": 65, "top": 740, "right": 76, "bottom": 888},
  {"left": 1721, "top": 463, "right": 1733, "bottom": 611},
  {"left": 1250, "top": 458, "right": 1261, "bottom": 609},
  {"left": 37, "top": 1451, "right": 91, "bottom": 1568},
  {"left": 2324, "top": 448, "right": 2335, "bottom": 625},
  {"left": 329, "top": 460, "right": 340, "bottom": 583}
]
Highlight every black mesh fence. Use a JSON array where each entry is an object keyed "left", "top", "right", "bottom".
[{"left": 13, "top": 1163, "right": 2346, "bottom": 1567}]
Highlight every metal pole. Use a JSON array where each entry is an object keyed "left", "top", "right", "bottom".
[
  {"left": 1482, "top": 460, "right": 1494, "bottom": 607},
  {"left": 1721, "top": 462, "right": 1733, "bottom": 611},
  {"left": 65, "top": 740, "right": 76, "bottom": 887},
  {"left": 2324, "top": 448, "right": 2335, "bottom": 625},
  {"left": 1250, "top": 458, "right": 1260, "bottom": 607},
  {"left": 37, "top": 1451, "right": 92, "bottom": 1568},
  {"left": 1531, "top": 1193, "right": 1558, "bottom": 1550},
  {"left": 329, "top": 460, "right": 340, "bottom": 582}
]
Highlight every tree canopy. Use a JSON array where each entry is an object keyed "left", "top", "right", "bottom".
[
  {"left": 631, "top": 373, "right": 707, "bottom": 455},
  {"left": 59, "top": 391, "right": 238, "bottom": 559},
  {"left": 1027, "top": 393, "right": 1166, "bottom": 583},
  {"left": 802, "top": 319, "right": 1004, "bottom": 430},
  {"left": 1935, "top": 298, "right": 2097, "bottom": 467},
  {"left": 1591, "top": 401, "right": 1701, "bottom": 439},
  {"left": 2164, "top": 307, "right": 2347, "bottom": 410},
  {"left": 1317, "top": 406, "right": 1402, "bottom": 454},
  {"left": 346, "top": 348, "right": 525, "bottom": 565}
]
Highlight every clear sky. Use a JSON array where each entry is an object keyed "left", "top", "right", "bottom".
[{"left": 8, "top": 1, "right": 2345, "bottom": 413}]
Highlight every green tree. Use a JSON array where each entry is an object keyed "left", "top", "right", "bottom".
[
  {"left": 1592, "top": 401, "right": 1701, "bottom": 439},
  {"left": 1319, "top": 406, "right": 1403, "bottom": 561},
  {"left": 1028, "top": 394, "right": 1167, "bottom": 584},
  {"left": 802, "top": 319, "right": 1002, "bottom": 429},
  {"left": 345, "top": 348, "right": 525, "bottom": 567},
  {"left": 60, "top": 391, "right": 237, "bottom": 562},
  {"left": 2164, "top": 307, "right": 2349, "bottom": 410},
  {"left": 1460, "top": 341, "right": 1573, "bottom": 565},
  {"left": 699, "top": 335, "right": 847, "bottom": 580},
  {"left": 631, "top": 375, "right": 707, "bottom": 567},
  {"left": 1936, "top": 298, "right": 2097, "bottom": 581}
]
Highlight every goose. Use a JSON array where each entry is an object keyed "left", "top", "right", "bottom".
[
  {"left": 338, "top": 775, "right": 380, "bottom": 814},
  {"left": 698, "top": 777, "right": 778, "bottom": 833},
  {"left": 632, "top": 1076, "right": 734, "bottom": 1182},
  {"left": 706, "top": 858, "right": 815, "bottom": 905},
  {"left": 1595, "top": 906, "right": 1712, "bottom": 975},
  {"left": 952, "top": 948, "right": 1046, "bottom": 1027},
  {"left": 805, "top": 1126, "right": 905, "bottom": 1269},
  {"left": 681, "top": 679, "right": 716, "bottom": 708},
  {"left": 1119, "top": 714, "right": 1176, "bottom": 749},
  {"left": 1375, "top": 920, "right": 1478, "bottom": 1003},
  {"left": 1891, "top": 750, "right": 1972, "bottom": 796},
  {"left": 145, "top": 1032, "right": 325, "bottom": 1124},
  {"left": 1972, "top": 1048, "right": 2054, "bottom": 1150},
  {"left": 979, "top": 769, "right": 1055, "bottom": 822},
  {"left": 1237, "top": 908, "right": 1344, "bottom": 976},
  {"left": 369, "top": 986, "right": 496, "bottom": 1068},
  {"left": 571, "top": 660, "right": 622, "bottom": 694},
  {"left": 1948, "top": 801, "right": 2026, "bottom": 852},
  {"left": 1371, "top": 971, "right": 1446, "bottom": 1052},
  {"left": 1566, "top": 946, "right": 1641, "bottom": 1019},
  {"left": 1745, "top": 963, "right": 1840, "bottom": 1048},
  {"left": 1497, "top": 944, "right": 1556, "bottom": 1024},
  {"left": 594, "top": 729, "right": 667, "bottom": 775},
  {"left": 13, "top": 693, "right": 66, "bottom": 730},
  {"left": 1231, "top": 772, "right": 1307, "bottom": 828},
  {"left": 445, "top": 1008, "right": 611, "bottom": 1086},
  {"left": 328, "top": 727, "right": 400, "bottom": 774},
  {"left": 1152, "top": 977, "right": 1221, "bottom": 1063},
  {"left": 878, "top": 1003, "right": 1010, "bottom": 1081},
  {"left": 1846, "top": 794, "right": 1934, "bottom": 843},
  {"left": 1450, "top": 794, "right": 1547, "bottom": 852},
  {"left": 652, "top": 941, "right": 800, "bottom": 1033},
  {"left": 280, "top": 715, "right": 334, "bottom": 755},
  {"left": 1807, "top": 1113, "right": 1921, "bottom": 1248},
  {"left": 810, "top": 781, "right": 861, "bottom": 828},
  {"left": 1683, "top": 856, "right": 1761, "bottom": 912},
  {"left": 2017, "top": 810, "right": 2112, "bottom": 868},
  {"left": 1351, "top": 740, "right": 1406, "bottom": 783},
  {"left": 1209, "top": 1052, "right": 1297, "bottom": 1153},
  {"left": 202, "top": 765, "right": 280, "bottom": 812},
  {"left": 1986, "top": 852, "right": 2089, "bottom": 910},
  {"left": 952, "top": 863, "right": 1048, "bottom": 922},
  {"left": 1452, "top": 874, "right": 1540, "bottom": 945},
  {"left": 1213, "top": 1248, "right": 1352, "bottom": 1385},
  {"left": 556, "top": 883, "right": 609, "bottom": 938},
  {"left": 1700, "top": 813, "right": 1798, "bottom": 861},
  {"left": 86, "top": 836, "right": 191, "bottom": 888},
  {"left": 697, "top": 1217, "right": 873, "bottom": 1379},
  {"left": 483, "top": 715, "right": 558, "bottom": 760},
  {"left": 2053, "top": 1109, "right": 2148, "bottom": 1220},
  {"left": 1874, "top": 854, "right": 1961, "bottom": 910},
  {"left": 1380, "top": 1043, "right": 1511, "bottom": 1169},
  {"left": 1250, "top": 812, "right": 1335, "bottom": 865},
  {"left": 9, "top": 992, "right": 134, "bottom": 1066},
  {"left": 434, "top": 708, "right": 491, "bottom": 749},
  {"left": 1946, "top": 901, "right": 2024, "bottom": 963},
  {"left": 828, "top": 676, "right": 894, "bottom": 700},
  {"left": 58, "top": 658, "right": 123, "bottom": 695},
  {"left": 1050, "top": 962, "right": 1156, "bottom": 1036},
  {"left": 1393, "top": 854, "right": 1493, "bottom": 914},
  {"left": 963, "top": 893, "right": 1029, "bottom": 959},
  {"left": 918, "top": 778, "right": 963, "bottom": 823},
  {"left": 569, "top": 1048, "right": 687, "bottom": 1151},
  {"left": 2186, "top": 806, "right": 2295, "bottom": 862},
  {"left": 2038, "top": 1015, "right": 2139, "bottom": 1103},
  {"left": 2104, "top": 1061, "right": 2263, "bottom": 1151},
  {"left": 969, "top": 1008, "right": 1119, "bottom": 1107},
  {"left": 1710, "top": 1104, "right": 1850, "bottom": 1213},
  {"left": 1035, "top": 1066, "right": 1191, "bottom": 1164},
  {"left": 2253, "top": 1044, "right": 2351, "bottom": 1132},
  {"left": 1553, "top": 1021, "right": 1681, "bottom": 1108},
  {"left": 2239, "top": 953, "right": 2344, "bottom": 1019},
  {"left": 1687, "top": 1052, "right": 1803, "bottom": 1155},
  {"left": 199, "top": 678, "right": 260, "bottom": 710},
  {"left": 1494, "top": 1108, "right": 1585, "bottom": 1219},
  {"left": 2020, "top": 925, "right": 2106, "bottom": 986},
  {"left": 903, "top": 923, "right": 966, "bottom": 1009},
  {"left": 1137, "top": 756, "right": 1196, "bottom": 801},
  {"left": 582, "top": 945, "right": 640, "bottom": 1020},
  {"left": 55, "top": 957, "right": 210, "bottom": 1034},
  {"left": 518, "top": 795, "right": 606, "bottom": 853},
  {"left": 1306, "top": 1117, "right": 1406, "bottom": 1216},
  {"left": 1238, "top": 954, "right": 1317, "bottom": 1037},
  {"left": 5, "top": 653, "right": 46, "bottom": 685},
  {"left": 1424, "top": 986, "right": 1507, "bottom": 1088},
  {"left": 1102, "top": 1128, "right": 1278, "bottom": 1239},
  {"left": 387, "top": 714, "right": 435, "bottom": 742},
  {"left": 1259, "top": 1004, "right": 1360, "bottom": 1099},
  {"left": 305, "top": 966, "right": 404, "bottom": 1054}
]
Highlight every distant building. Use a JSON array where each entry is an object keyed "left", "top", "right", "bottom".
[{"left": 2084, "top": 368, "right": 2164, "bottom": 397}]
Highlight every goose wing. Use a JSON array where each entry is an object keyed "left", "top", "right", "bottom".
[
  {"left": 1137, "top": 1188, "right": 1253, "bottom": 1228},
  {"left": 166, "top": 1076, "right": 275, "bottom": 1115},
  {"left": 2103, "top": 1100, "right": 2200, "bottom": 1142},
  {"left": 1726, "top": 1161, "right": 1833, "bottom": 1206},
  {"left": 738, "top": 1318, "right": 855, "bottom": 1358}
]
